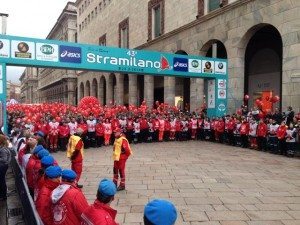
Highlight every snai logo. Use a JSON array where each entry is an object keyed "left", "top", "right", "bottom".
[{"left": 59, "top": 45, "right": 81, "bottom": 63}]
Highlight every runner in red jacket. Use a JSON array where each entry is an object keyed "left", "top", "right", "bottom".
[
  {"left": 257, "top": 119, "right": 267, "bottom": 151},
  {"left": 95, "top": 121, "right": 105, "bottom": 147},
  {"left": 58, "top": 122, "right": 70, "bottom": 151},
  {"left": 51, "top": 170, "right": 88, "bottom": 225},
  {"left": 277, "top": 121, "right": 287, "bottom": 154},
  {"left": 81, "top": 179, "right": 118, "bottom": 225},
  {"left": 240, "top": 119, "right": 250, "bottom": 148},
  {"left": 36, "top": 166, "right": 62, "bottom": 225}
]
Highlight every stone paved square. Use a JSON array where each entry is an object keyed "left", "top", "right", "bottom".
[{"left": 54, "top": 141, "right": 300, "bottom": 225}]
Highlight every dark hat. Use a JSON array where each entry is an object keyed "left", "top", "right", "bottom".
[
  {"left": 144, "top": 199, "right": 177, "bottom": 225},
  {"left": 41, "top": 155, "right": 55, "bottom": 167},
  {"left": 62, "top": 169, "right": 77, "bottom": 181},
  {"left": 37, "top": 149, "right": 50, "bottom": 159},
  {"left": 45, "top": 166, "right": 62, "bottom": 179},
  {"left": 98, "top": 179, "right": 117, "bottom": 197}
]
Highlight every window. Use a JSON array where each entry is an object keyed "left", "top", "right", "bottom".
[
  {"left": 75, "top": 33, "right": 78, "bottom": 43},
  {"left": 103, "top": 0, "right": 106, "bottom": 7},
  {"left": 119, "top": 18, "right": 129, "bottom": 48},
  {"left": 84, "top": 1, "right": 87, "bottom": 8},
  {"left": 79, "top": 24, "right": 81, "bottom": 31},
  {"left": 153, "top": 5, "right": 161, "bottom": 38},
  {"left": 208, "top": 0, "right": 220, "bottom": 12},
  {"left": 95, "top": 7, "right": 98, "bottom": 16},
  {"left": 88, "top": 14, "right": 90, "bottom": 23},
  {"left": 99, "top": 2, "right": 102, "bottom": 11},
  {"left": 79, "top": 8, "right": 82, "bottom": 15},
  {"left": 99, "top": 34, "right": 106, "bottom": 46},
  {"left": 91, "top": 10, "right": 94, "bottom": 19},
  {"left": 85, "top": 18, "right": 87, "bottom": 26},
  {"left": 148, "top": 0, "right": 165, "bottom": 41},
  {"left": 82, "top": 21, "right": 84, "bottom": 30}
]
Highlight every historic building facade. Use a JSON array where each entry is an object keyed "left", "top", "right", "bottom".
[
  {"left": 75, "top": 0, "right": 300, "bottom": 113},
  {"left": 19, "top": 67, "right": 38, "bottom": 104},
  {"left": 37, "top": 2, "right": 78, "bottom": 105}
]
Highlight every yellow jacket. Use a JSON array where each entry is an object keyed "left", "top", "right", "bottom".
[
  {"left": 67, "top": 135, "right": 84, "bottom": 159},
  {"left": 113, "top": 136, "right": 132, "bottom": 161}
]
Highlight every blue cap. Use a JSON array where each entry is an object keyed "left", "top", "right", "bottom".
[
  {"left": 62, "top": 169, "right": 77, "bottom": 181},
  {"left": 45, "top": 166, "right": 62, "bottom": 179},
  {"left": 33, "top": 145, "right": 44, "bottom": 154},
  {"left": 98, "top": 179, "right": 117, "bottom": 197},
  {"left": 144, "top": 199, "right": 177, "bottom": 225},
  {"left": 37, "top": 149, "right": 50, "bottom": 159},
  {"left": 35, "top": 131, "right": 45, "bottom": 138},
  {"left": 41, "top": 155, "right": 54, "bottom": 167}
]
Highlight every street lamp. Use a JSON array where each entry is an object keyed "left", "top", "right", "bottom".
[{"left": 0, "top": 13, "right": 9, "bottom": 35}]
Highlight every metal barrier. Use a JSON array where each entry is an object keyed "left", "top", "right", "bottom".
[{"left": 11, "top": 157, "right": 44, "bottom": 225}]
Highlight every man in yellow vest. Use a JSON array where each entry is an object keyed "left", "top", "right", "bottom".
[
  {"left": 113, "top": 127, "right": 132, "bottom": 191},
  {"left": 67, "top": 128, "right": 84, "bottom": 188}
]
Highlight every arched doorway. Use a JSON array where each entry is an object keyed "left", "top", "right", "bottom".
[
  {"left": 137, "top": 75, "right": 144, "bottom": 106},
  {"left": 123, "top": 74, "right": 129, "bottom": 106},
  {"left": 85, "top": 80, "right": 91, "bottom": 96},
  {"left": 92, "top": 78, "right": 98, "bottom": 98},
  {"left": 79, "top": 82, "right": 84, "bottom": 100},
  {"left": 99, "top": 76, "right": 106, "bottom": 105},
  {"left": 108, "top": 73, "right": 116, "bottom": 105},
  {"left": 154, "top": 76, "right": 164, "bottom": 106},
  {"left": 175, "top": 50, "right": 190, "bottom": 111},
  {"left": 244, "top": 24, "right": 282, "bottom": 110}
]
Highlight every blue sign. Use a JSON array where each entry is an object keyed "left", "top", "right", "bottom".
[
  {"left": 59, "top": 45, "right": 81, "bottom": 63},
  {"left": 173, "top": 57, "right": 188, "bottom": 72}
]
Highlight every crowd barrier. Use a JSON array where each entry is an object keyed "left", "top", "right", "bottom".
[{"left": 11, "top": 156, "right": 44, "bottom": 225}]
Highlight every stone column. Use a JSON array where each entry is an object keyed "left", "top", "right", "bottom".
[
  {"left": 190, "top": 78, "right": 204, "bottom": 112},
  {"left": 164, "top": 77, "right": 175, "bottom": 106},
  {"left": 116, "top": 74, "right": 124, "bottom": 105},
  {"left": 129, "top": 74, "right": 137, "bottom": 105},
  {"left": 106, "top": 75, "right": 114, "bottom": 105},
  {"left": 144, "top": 75, "right": 154, "bottom": 107}
]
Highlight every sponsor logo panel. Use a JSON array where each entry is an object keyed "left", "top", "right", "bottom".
[
  {"left": 36, "top": 43, "right": 58, "bottom": 62},
  {"left": 59, "top": 45, "right": 81, "bottom": 63},
  {"left": 218, "top": 89, "right": 226, "bottom": 99},
  {"left": 173, "top": 57, "right": 188, "bottom": 72},
  {"left": 0, "top": 39, "right": 10, "bottom": 58},
  {"left": 11, "top": 40, "right": 35, "bottom": 59},
  {"left": 202, "top": 60, "right": 214, "bottom": 74},
  {"left": 207, "top": 80, "right": 215, "bottom": 108},
  {"left": 188, "top": 59, "right": 201, "bottom": 73},
  {"left": 217, "top": 79, "right": 226, "bottom": 89},
  {"left": 215, "top": 61, "right": 226, "bottom": 74}
]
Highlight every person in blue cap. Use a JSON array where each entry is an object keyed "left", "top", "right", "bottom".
[
  {"left": 35, "top": 155, "right": 57, "bottom": 198},
  {"left": 81, "top": 178, "right": 118, "bottom": 225},
  {"left": 51, "top": 169, "right": 88, "bottom": 225},
  {"left": 25, "top": 144, "right": 46, "bottom": 197},
  {"left": 36, "top": 165, "right": 62, "bottom": 225},
  {"left": 144, "top": 199, "right": 177, "bottom": 225}
]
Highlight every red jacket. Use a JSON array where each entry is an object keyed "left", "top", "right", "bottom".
[
  {"left": 216, "top": 121, "right": 225, "bottom": 133},
  {"left": 78, "top": 123, "right": 88, "bottom": 134},
  {"left": 111, "top": 119, "right": 120, "bottom": 132},
  {"left": 51, "top": 183, "right": 89, "bottom": 225},
  {"left": 126, "top": 119, "right": 134, "bottom": 130},
  {"left": 95, "top": 123, "right": 104, "bottom": 136},
  {"left": 227, "top": 120, "right": 235, "bottom": 131},
  {"left": 18, "top": 145, "right": 27, "bottom": 165},
  {"left": 164, "top": 120, "right": 171, "bottom": 131},
  {"left": 119, "top": 137, "right": 131, "bottom": 160},
  {"left": 26, "top": 155, "right": 40, "bottom": 190},
  {"left": 257, "top": 122, "right": 267, "bottom": 137},
  {"left": 59, "top": 125, "right": 70, "bottom": 138},
  {"left": 81, "top": 200, "right": 118, "bottom": 225},
  {"left": 240, "top": 122, "right": 249, "bottom": 135},
  {"left": 175, "top": 120, "right": 181, "bottom": 132},
  {"left": 277, "top": 125, "right": 287, "bottom": 140},
  {"left": 35, "top": 122, "right": 49, "bottom": 135},
  {"left": 36, "top": 179, "right": 60, "bottom": 225},
  {"left": 140, "top": 118, "right": 148, "bottom": 130}
]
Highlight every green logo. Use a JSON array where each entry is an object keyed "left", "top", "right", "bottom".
[
  {"left": 191, "top": 60, "right": 199, "bottom": 68},
  {"left": 40, "top": 45, "right": 54, "bottom": 55}
]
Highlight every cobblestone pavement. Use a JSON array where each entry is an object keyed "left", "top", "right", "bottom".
[{"left": 54, "top": 141, "right": 300, "bottom": 225}]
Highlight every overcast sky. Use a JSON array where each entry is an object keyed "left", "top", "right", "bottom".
[{"left": 1, "top": 0, "right": 75, "bottom": 83}]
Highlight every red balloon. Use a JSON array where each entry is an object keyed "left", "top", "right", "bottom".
[
  {"left": 274, "top": 95, "right": 280, "bottom": 103},
  {"left": 255, "top": 99, "right": 260, "bottom": 106},
  {"left": 244, "top": 94, "right": 250, "bottom": 100},
  {"left": 237, "top": 109, "right": 242, "bottom": 115}
]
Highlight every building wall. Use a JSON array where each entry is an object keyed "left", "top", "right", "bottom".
[
  {"left": 19, "top": 67, "right": 38, "bottom": 104},
  {"left": 37, "top": 2, "right": 78, "bottom": 105}
]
